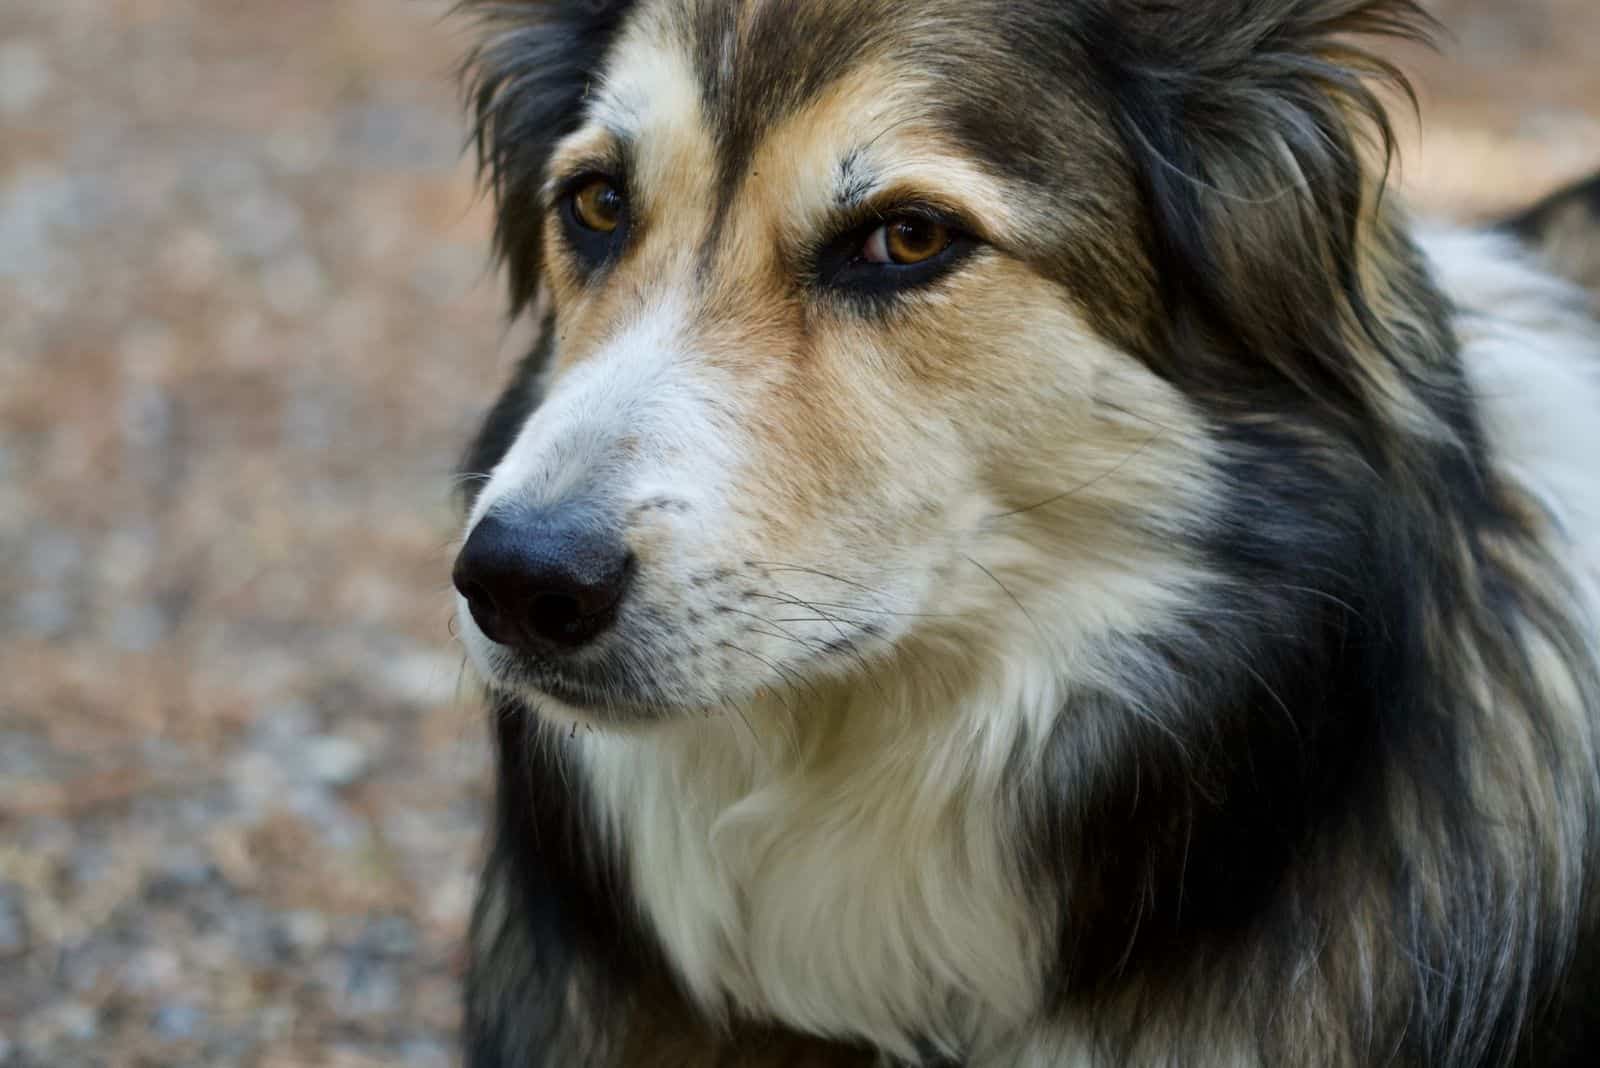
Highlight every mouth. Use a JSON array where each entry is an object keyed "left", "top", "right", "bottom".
[
  {"left": 473, "top": 635, "right": 681, "bottom": 725},
  {"left": 454, "top": 561, "right": 902, "bottom": 725}
]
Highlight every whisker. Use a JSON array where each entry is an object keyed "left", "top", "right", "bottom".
[
  {"left": 784, "top": 598, "right": 960, "bottom": 620},
  {"left": 745, "top": 623, "right": 831, "bottom": 656},
  {"left": 748, "top": 591, "right": 895, "bottom": 687},
  {"left": 1263, "top": 583, "right": 1363, "bottom": 619},
  {"left": 718, "top": 642, "right": 803, "bottom": 710},
  {"left": 740, "top": 595, "right": 891, "bottom": 704},
  {"left": 960, "top": 552, "right": 1045, "bottom": 641},
  {"left": 744, "top": 562, "right": 882, "bottom": 595},
  {"left": 718, "top": 696, "right": 772, "bottom": 758},
  {"left": 1095, "top": 398, "right": 1185, "bottom": 434},
  {"left": 984, "top": 432, "right": 1166, "bottom": 522},
  {"left": 747, "top": 592, "right": 865, "bottom": 637}
]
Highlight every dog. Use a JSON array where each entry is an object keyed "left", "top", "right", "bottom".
[{"left": 446, "top": 1, "right": 1600, "bottom": 1064}]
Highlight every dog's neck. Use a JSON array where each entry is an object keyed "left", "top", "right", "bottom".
[{"left": 564, "top": 649, "right": 1068, "bottom": 1060}]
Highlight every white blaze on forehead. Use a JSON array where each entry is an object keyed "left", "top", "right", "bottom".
[
  {"left": 584, "top": 16, "right": 714, "bottom": 201},
  {"left": 589, "top": 21, "right": 701, "bottom": 139}
]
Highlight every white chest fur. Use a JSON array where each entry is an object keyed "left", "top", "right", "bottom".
[{"left": 577, "top": 687, "right": 1054, "bottom": 1061}]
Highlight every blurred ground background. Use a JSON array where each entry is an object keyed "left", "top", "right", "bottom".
[{"left": 0, "top": 2, "right": 1597, "bottom": 1066}]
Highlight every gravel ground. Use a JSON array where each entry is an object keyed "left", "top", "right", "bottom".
[{"left": 1, "top": 2, "right": 1597, "bottom": 1067}]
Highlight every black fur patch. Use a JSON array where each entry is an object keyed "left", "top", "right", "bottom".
[
  {"left": 463, "top": 699, "right": 618, "bottom": 1065},
  {"left": 463, "top": 0, "right": 641, "bottom": 314}
]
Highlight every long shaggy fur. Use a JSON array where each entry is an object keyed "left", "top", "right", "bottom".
[{"left": 448, "top": 2, "right": 1600, "bottom": 1065}]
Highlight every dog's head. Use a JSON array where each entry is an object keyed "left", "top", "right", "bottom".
[{"left": 452, "top": 0, "right": 1432, "bottom": 725}]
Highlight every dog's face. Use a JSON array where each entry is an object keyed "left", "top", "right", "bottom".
[{"left": 454, "top": 0, "right": 1411, "bottom": 724}]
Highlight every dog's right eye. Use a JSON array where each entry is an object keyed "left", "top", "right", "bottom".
[{"left": 560, "top": 176, "right": 629, "bottom": 268}]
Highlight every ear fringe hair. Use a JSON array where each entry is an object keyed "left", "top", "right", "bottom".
[
  {"left": 457, "top": 1, "right": 637, "bottom": 316},
  {"left": 1091, "top": 1, "right": 1446, "bottom": 436}
]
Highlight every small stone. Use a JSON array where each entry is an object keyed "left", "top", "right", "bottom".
[
  {"left": 145, "top": 851, "right": 216, "bottom": 901},
  {"left": 120, "top": 381, "right": 174, "bottom": 451},
  {"left": 228, "top": 750, "right": 288, "bottom": 816},
  {"left": 0, "top": 734, "right": 43, "bottom": 779},
  {"left": 399, "top": 1038, "right": 452, "bottom": 1068},
  {"left": 339, "top": 958, "right": 400, "bottom": 1018},
  {"left": 152, "top": 1002, "right": 206, "bottom": 1041},
  {"left": 107, "top": 600, "right": 169, "bottom": 653},
  {"left": 117, "top": 319, "right": 178, "bottom": 376},
  {"left": 305, "top": 736, "right": 369, "bottom": 787},
  {"left": 261, "top": 251, "right": 328, "bottom": 317},
  {"left": 277, "top": 909, "right": 329, "bottom": 954},
  {"left": 0, "top": 41, "right": 52, "bottom": 116},
  {"left": 123, "top": 947, "right": 181, "bottom": 993},
  {"left": 0, "top": 170, "right": 75, "bottom": 279},
  {"left": 220, "top": 188, "right": 302, "bottom": 260},
  {"left": 69, "top": 843, "right": 113, "bottom": 888},
  {"left": 266, "top": 122, "right": 335, "bottom": 176},
  {"left": 27, "top": 526, "right": 84, "bottom": 583},
  {"left": 0, "top": 885, "right": 27, "bottom": 958},
  {"left": 160, "top": 227, "right": 225, "bottom": 293},
  {"left": 258, "top": 1002, "right": 295, "bottom": 1041},
  {"left": 251, "top": 700, "right": 317, "bottom": 750},
  {"left": 12, "top": 587, "right": 74, "bottom": 638},
  {"left": 360, "top": 914, "right": 418, "bottom": 957},
  {"left": 54, "top": 1000, "right": 99, "bottom": 1041}
]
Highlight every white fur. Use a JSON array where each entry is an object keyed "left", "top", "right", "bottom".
[{"left": 1423, "top": 227, "right": 1600, "bottom": 583}]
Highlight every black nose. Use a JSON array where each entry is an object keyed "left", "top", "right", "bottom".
[{"left": 453, "top": 509, "right": 634, "bottom": 652}]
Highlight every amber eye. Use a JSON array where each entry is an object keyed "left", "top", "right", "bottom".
[
  {"left": 570, "top": 178, "right": 624, "bottom": 233},
  {"left": 862, "top": 217, "right": 951, "bottom": 265}
]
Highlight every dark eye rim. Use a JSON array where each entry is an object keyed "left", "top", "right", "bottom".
[
  {"left": 555, "top": 171, "right": 631, "bottom": 269},
  {"left": 812, "top": 205, "right": 979, "bottom": 297}
]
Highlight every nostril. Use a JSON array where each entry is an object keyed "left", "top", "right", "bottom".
[
  {"left": 455, "top": 576, "right": 509, "bottom": 645},
  {"left": 457, "top": 578, "right": 491, "bottom": 610},
  {"left": 528, "top": 591, "right": 587, "bottom": 646}
]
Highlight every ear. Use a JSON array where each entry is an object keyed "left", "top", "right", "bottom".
[
  {"left": 1092, "top": 0, "right": 1437, "bottom": 419},
  {"left": 461, "top": 0, "right": 639, "bottom": 316}
]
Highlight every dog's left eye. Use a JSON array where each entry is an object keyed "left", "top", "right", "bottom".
[
  {"left": 816, "top": 211, "right": 974, "bottom": 296},
  {"left": 862, "top": 218, "right": 953, "bottom": 265}
]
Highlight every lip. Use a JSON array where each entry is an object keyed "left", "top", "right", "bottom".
[
  {"left": 521, "top": 667, "right": 609, "bottom": 709},
  {"left": 486, "top": 645, "right": 671, "bottom": 723}
]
